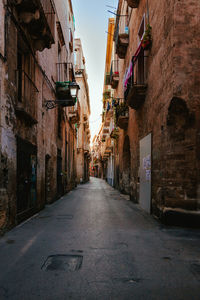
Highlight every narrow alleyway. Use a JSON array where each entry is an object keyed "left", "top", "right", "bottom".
[{"left": 0, "top": 178, "right": 200, "bottom": 300}]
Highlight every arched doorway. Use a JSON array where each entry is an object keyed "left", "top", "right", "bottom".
[{"left": 122, "top": 135, "right": 131, "bottom": 194}]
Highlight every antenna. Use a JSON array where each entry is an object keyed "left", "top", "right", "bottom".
[
  {"left": 107, "top": 10, "right": 119, "bottom": 17},
  {"left": 107, "top": 10, "right": 128, "bottom": 17},
  {"left": 106, "top": 5, "right": 116, "bottom": 9}
]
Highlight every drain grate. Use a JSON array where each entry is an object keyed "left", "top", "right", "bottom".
[{"left": 41, "top": 255, "right": 83, "bottom": 271}]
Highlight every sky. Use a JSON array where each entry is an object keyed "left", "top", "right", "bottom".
[{"left": 72, "top": 0, "right": 118, "bottom": 142}]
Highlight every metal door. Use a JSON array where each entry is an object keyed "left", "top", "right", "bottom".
[
  {"left": 139, "top": 133, "right": 152, "bottom": 213},
  {"left": 17, "top": 137, "right": 37, "bottom": 220}
]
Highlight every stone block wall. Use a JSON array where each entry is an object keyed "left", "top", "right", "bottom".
[{"left": 115, "top": 0, "right": 200, "bottom": 219}]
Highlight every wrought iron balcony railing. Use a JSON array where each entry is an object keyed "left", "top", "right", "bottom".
[
  {"left": 116, "top": 99, "right": 129, "bottom": 130},
  {"left": 110, "top": 60, "right": 119, "bottom": 89},
  {"left": 15, "top": 70, "right": 38, "bottom": 125},
  {"left": 124, "top": 49, "right": 147, "bottom": 110},
  {"left": 115, "top": 24, "right": 129, "bottom": 59},
  {"left": 105, "top": 73, "right": 111, "bottom": 86},
  {"left": 103, "top": 90, "right": 111, "bottom": 100}
]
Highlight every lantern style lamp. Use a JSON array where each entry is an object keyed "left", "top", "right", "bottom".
[
  {"left": 69, "top": 81, "right": 80, "bottom": 98},
  {"left": 45, "top": 81, "right": 80, "bottom": 110}
]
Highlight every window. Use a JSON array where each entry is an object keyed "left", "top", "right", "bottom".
[
  {"left": 138, "top": 15, "right": 145, "bottom": 42},
  {"left": 136, "top": 15, "right": 146, "bottom": 84},
  {"left": 58, "top": 42, "right": 61, "bottom": 63},
  {"left": 17, "top": 47, "right": 35, "bottom": 102},
  {"left": 69, "top": 28, "right": 73, "bottom": 52}
]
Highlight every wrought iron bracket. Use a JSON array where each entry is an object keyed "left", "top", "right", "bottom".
[{"left": 44, "top": 100, "right": 70, "bottom": 110}]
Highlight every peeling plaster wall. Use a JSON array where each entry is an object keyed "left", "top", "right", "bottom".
[{"left": 0, "top": 1, "right": 78, "bottom": 234}]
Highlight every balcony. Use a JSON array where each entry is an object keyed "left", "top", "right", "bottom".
[
  {"left": 124, "top": 50, "right": 147, "bottom": 110},
  {"left": 116, "top": 100, "right": 129, "bottom": 130},
  {"left": 105, "top": 138, "right": 113, "bottom": 152},
  {"left": 110, "top": 127, "right": 119, "bottom": 139},
  {"left": 84, "top": 121, "right": 89, "bottom": 130},
  {"left": 110, "top": 60, "right": 119, "bottom": 89},
  {"left": 15, "top": 70, "right": 38, "bottom": 125},
  {"left": 103, "top": 127, "right": 110, "bottom": 135},
  {"left": 103, "top": 90, "right": 111, "bottom": 100},
  {"left": 126, "top": 0, "right": 140, "bottom": 8},
  {"left": 83, "top": 114, "right": 88, "bottom": 121},
  {"left": 56, "top": 63, "right": 76, "bottom": 106},
  {"left": 115, "top": 25, "right": 129, "bottom": 59},
  {"left": 105, "top": 73, "right": 111, "bottom": 86},
  {"left": 11, "top": 0, "right": 55, "bottom": 51},
  {"left": 68, "top": 108, "right": 80, "bottom": 124}
]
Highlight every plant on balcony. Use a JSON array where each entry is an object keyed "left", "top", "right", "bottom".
[
  {"left": 141, "top": 24, "right": 152, "bottom": 50},
  {"left": 116, "top": 101, "right": 129, "bottom": 117},
  {"left": 56, "top": 81, "right": 71, "bottom": 98},
  {"left": 110, "top": 127, "right": 119, "bottom": 139},
  {"left": 115, "top": 102, "right": 129, "bottom": 130},
  {"left": 103, "top": 90, "right": 111, "bottom": 100}
]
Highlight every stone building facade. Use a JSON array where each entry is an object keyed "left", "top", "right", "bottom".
[
  {"left": 90, "top": 127, "right": 104, "bottom": 179},
  {"left": 74, "top": 39, "right": 91, "bottom": 183},
  {"left": 95, "top": 0, "right": 200, "bottom": 225},
  {"left": 0, "top": 0, "right": 88, "bottom": 234}
]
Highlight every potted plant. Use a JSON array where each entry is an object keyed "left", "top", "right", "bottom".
[{"left": 141, "top": 24, "right": 152, "bottom": 50}]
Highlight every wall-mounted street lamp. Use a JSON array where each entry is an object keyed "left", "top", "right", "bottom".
[
  {"left": 45, "top": 81, "right": 80, "bottom": 110},
  {"left": 69, "top": 81, "right": 80, "bottom": 98}
]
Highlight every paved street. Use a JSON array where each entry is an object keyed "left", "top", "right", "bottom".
[{"left": 0, "top": 177, "right": 200, "bottom": 300}]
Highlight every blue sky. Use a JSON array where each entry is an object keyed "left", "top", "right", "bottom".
[{"left": 72, "top": 0, "right": 118, "bottom": 141}]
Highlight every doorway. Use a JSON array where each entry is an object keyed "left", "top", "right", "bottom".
[
  {"left": 122, "top": 135, "right": 131, "bottom": 194},
  {"left": 17, "top": 137, "right": 37, "bottom": 222},
  {"left": 57, "top": 149, "right": 63, "bottom": 198}
]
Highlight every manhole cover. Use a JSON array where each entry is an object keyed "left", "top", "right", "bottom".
[
  {"left": 41, "top": 255, "right": 83, "bottom": 271},
  {"left": 6, "top": 239, "right": 15, "bottom": 244}
]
